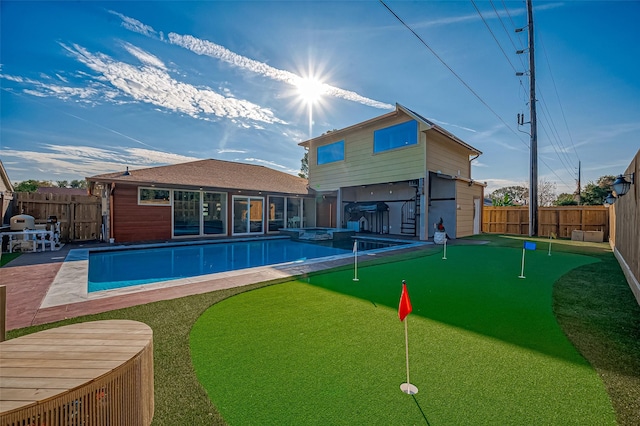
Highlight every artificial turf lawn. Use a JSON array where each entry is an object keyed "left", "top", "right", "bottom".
[{"left": 190, "top": 245, "right": 617, "bottom": 425}]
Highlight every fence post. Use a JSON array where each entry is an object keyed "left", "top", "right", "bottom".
[{"left": 0, "top": 285, "right": 6, "bottom": 342}]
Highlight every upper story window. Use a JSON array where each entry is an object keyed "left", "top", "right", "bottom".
[
  {"left": 316, "top": 140, "right": 345, "bottom": 165},
  {"left": 139, "top": 187, "right": 171, "bottom": 205},
  {"left": 373, "top": 120, "right": 418, "bottom": 153}
]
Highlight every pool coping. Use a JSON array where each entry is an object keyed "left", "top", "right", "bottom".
[{"left": 41, "top": 237, "right": 430, "bottom": 309}]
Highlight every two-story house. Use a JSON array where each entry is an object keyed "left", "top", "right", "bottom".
[{"left": 299, "top": 103, "right": 484, "bottom": 240}]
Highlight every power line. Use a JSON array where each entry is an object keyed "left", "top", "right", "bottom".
[
  {"left": 470, "top": 0, "right": 518, "bottom": 73},
  {"left": 539, "top": 36, "right": 581, "bottom": 162},
  {"left": 536, "top": 111, "right": 578, "bottom": 185},
  {"left": 379, "top": 1, "right": 570, "bottom": 192},
  {"left": 536, "top": 88, "right": 577, "bottom": 174},
  {"left": 501, "top": 0, "right": 526, "bottom": 49},
  {"left": 490, "top": 0, "right": 527, "bottom": 70},
  {"left": 378, "top": 0, "right": 528, "bottom": 149}
]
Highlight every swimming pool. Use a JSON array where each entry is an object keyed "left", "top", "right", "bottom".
[{"left": 88, "top": 238, "right": 405, "bottom": 292}]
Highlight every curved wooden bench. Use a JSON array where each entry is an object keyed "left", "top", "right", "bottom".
[{"left": 0, "top": 320, "right": 153, "bottom": 425}]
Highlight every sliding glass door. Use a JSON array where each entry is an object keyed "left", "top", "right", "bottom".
[
  {"left": 233, "top": 196, "right": 264, "bottom": 235},
  {"left": 173, "top": 191, "right": 201, "bottom": 236},
  {"left": 268, "top": 196, "right": 285, "bottom": 232},
  {"left": 203, "top": 192, "right": 227, "bottom": 235},
  {"left": 174, "top": 190, "right": 227, "bottom": 237}
]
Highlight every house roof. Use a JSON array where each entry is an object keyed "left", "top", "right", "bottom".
[
  {"left": 299, "top": 103, "right": 482, "bottom": 156},
  {"left": 0, "top": 159, "right": 14, "bottom": 193},
  {"left": 87, "top": 159, "right": 310, "bottom": 195}
]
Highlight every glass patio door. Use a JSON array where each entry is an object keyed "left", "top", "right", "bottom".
[
  {"left": 173, "top": 191, "right": 201, "bottom": 236},
  {"left": 267, "top": 196, "right": 285, "bottom": 232},
  {"left": 233, "top": 196, "right": 264, "bottom": 235},
  {"left": 203, "top": 192, "right": 227, "bottom": 235}
]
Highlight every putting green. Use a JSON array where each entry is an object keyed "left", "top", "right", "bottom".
[{"left": 190, "top": 245, "right": 616, "bottom": 424}]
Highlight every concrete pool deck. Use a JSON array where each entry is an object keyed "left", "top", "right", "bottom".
[{"left": 1, "top": 237, "right": 441, "bottom": 331}]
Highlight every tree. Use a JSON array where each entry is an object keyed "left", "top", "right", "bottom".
[
  {"left": 13, "top": 179, "right": 53, "bottom": 193},
  {"left": 491, "top": 193, "right": 514, "bottom": 206},
  {"left": 57, "top": 180, "right": 69, "bottom": 188},
  {"left": 538, "top": 179, "right": 557, "bottom": 207},
  {"left": 554, "top": 193, "right": 578, "bottom": 206},
  {"left": 490, "top": 186, "right": 527, "bottom": 205},
  {"left": 580, "top": 175, "right": 615, "bottom": 205},
  {"left": 491, "top": 178, "right": 557, "bottom": 207},
  {"left": 298, "top": 151, "right": 308, "bottom": 179},
  {"left": 70, "top": 179, "right": 87, "bottom": 189}
]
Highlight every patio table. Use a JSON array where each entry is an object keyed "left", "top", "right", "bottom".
[{"left": 0, "top": 320, "right": 154, "bottom": 425}]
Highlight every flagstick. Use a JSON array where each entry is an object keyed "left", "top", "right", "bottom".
[
  {"left": 404, "top": 319, "right": 410, "bottom": 386},
  {"left": 353, "top": 243, "right": 359, "bottom": 281},
  {"left": 442, "top": 238, "right": 447, "bottom": 260},
  {"left": 519, "top": 247, "right": 526, "bottom": 278},
  {"left": 400, "top": 317, "right": 418, "bottom": 395}
]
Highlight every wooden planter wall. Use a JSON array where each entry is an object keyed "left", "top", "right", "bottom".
[{"left": 0, "top": 320, "right": 154, "bottom": 426}]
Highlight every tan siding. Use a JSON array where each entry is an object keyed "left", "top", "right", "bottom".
[
  {"left": 426, "top": 131, "right": 472, "bottom": 178},
  {"left": 456, "top": 181, "right": 483, "bottom": 237},
  {"left": 308, "top": 115, "right": 426, "bottom": 190}
]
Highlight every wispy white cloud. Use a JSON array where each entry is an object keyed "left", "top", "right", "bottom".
[
  {"left": 56, "top": 42, "right": 286, "bottom": 126},
  {"left": 1, "top": 37, "right": 289, "bottom": 128},
  {"left": 429, "top": 117, "right": 477, "bottom": 133},
  {"left": 167, "top": 33, "right": 394, "bottom": 110},
  {"left": 481, "top": 178, "right": 525, "bottom": 194},
  {"left": 1, "top": 145, "right": 201, "bottom": 180},
  {"left": 108, "top": 10, "right": 159, "bottom": 38},
  {"left": 125, "top": 148, "right": 200, "bottom": 165},
  {"left": 217, "top": 148, "right": 247, "bottom": 154},
  {"left": 412, "top": 2, "right": 563, "bottom": 28},
  {"left": 122, "top": 42, "right": 167, "bottom": 70},
  {"left": 27, "top": 84, "right": 99, "bottom": 102},
  {"left": 243, "top": 157, "right": 298, "bottom": 174},
  {"left": 106, "top": 11, "right": 392, "bottom": 110}
]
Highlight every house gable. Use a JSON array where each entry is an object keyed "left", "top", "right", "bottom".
[
  {"left": 301, "top": 104, "right": 481, "bottom": 191},
  {"left": 304, "top": 110, "right": 427, "bottom": 191}
]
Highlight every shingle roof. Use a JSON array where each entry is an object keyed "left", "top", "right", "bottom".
[{"left": 87, "top": 159, "right": 310, "bottom": 195}]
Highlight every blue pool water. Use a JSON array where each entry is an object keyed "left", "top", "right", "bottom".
[{"left": 89, "top": 238, "right": 363, "bottom": 292}]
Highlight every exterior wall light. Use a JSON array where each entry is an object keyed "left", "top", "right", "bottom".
[
  {"left": 604, "top": 192, "right": 617, "bottom": 206},
  {"left": 612, "top": 173, "right": 635, "bottom": 197},
  {"left": 603, "top": 172, "right": 635, "bottom": 206}
]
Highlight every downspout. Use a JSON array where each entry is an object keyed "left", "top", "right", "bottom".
[
  {"left": 469, "top": 153, "right": 480, "bottom": 177},
  {"left": 109, "top": 182, "right": 115, "bottom": 242}
]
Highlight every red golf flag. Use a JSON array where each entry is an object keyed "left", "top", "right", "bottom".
[{"left": 398, "top": 282, "right": 412, "bottom": 321}]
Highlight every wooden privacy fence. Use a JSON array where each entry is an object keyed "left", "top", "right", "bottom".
[
  {"left": 609, "top": 149, "right": 639, "bottom": 305},
  {"left": 12, "top": 192, "right": 102, "bottom": 242},
  {"left": 482, "top": 206, "right": 609, "bottom": 240}
]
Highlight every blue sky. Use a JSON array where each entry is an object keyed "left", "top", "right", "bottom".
[{"left": 1, "top": 1, "right": 638, "bottom": 196}]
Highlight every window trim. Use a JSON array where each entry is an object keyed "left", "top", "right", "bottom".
[
  {"left": 373, "top": 120, "right": 418, "bottom": 154},
  {"left": 316, "top": 140, "right": 345, "bottom": 165},
  {"left": 138, "top": 187, "right": 172, "bottom": 206}
]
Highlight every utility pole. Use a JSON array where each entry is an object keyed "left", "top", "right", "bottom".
[
  {"left": 517, "top": 0, "right": 538, "bottom": 236},
  {"left": 527, "top": 0, "right": 538, "bottom": 237},
  {"left": 577, "top": 161, "right": 581, "bottom": 205}
]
